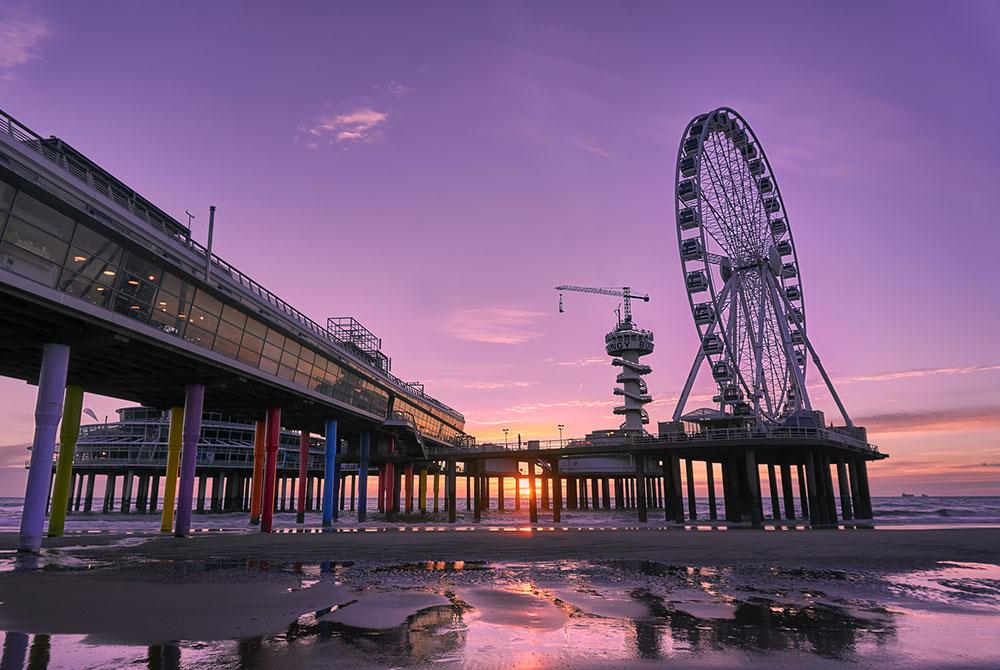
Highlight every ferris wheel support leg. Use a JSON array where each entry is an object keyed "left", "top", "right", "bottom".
[
  {"left": 773, "top": 288, "right": 854, "bottom": 429},
  {"left": 763, "top": 271, "right": 812, "bottom": 411},
  {"left": 673, "top": 280, "right": 734, "bottom": 421}
]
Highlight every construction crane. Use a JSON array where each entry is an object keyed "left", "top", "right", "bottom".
[{"left": 555, "top": 285, "right": 650, "bottom": 326}]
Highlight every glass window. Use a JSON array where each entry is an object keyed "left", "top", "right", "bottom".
[
  {"left": 0, "top": 217, "right": 67, "bottom": 287},
  {"left": 277, "top": 363, "right": 296, "bottom": 381},
  {"left": 11, "top": 192, "right": 75, "bottom": 240},
  {"left": 58, "top": 269, "right": 115, "bottom": 308},
  {"left": 282, "top": 339, "right": 301, "bottom": 359},
  {"left": 220, "top": 304, "right": 246, "bottom": 329},
  {"left": 150, "top": 290, "right": 186, "bottom": 336},
  {"left": 183, "top": 322, "right": 215, "bottom": 349},
  {"left": 216, "top": 319, "right": 243, "bottom": 347},
  {"left": 265, "top": 328, "right": 284, "bottom": 349},
  {"left": 0, "top": 180, "right": 15, "bottom": 211},
  {"left": 71, "top": 226, "right": 122, "bottom": 264},
  {"left": 261, "top": 341, "right": 282, "bottom": 363},
  {"left": 112, "top": 291, "right": 152, "bottom": 324},
  {"left": 213, "top": 336, "right": 239, "bottom": 360},
  {"left": 187, "top": 304, "right": 219, "bottom": 334},
  {"left": 259, "top": 355, "right": 278, "bottom": 374},
  {"left": 193, "top": 289, "right": 223, "bottom": 318},
  {"left": 237, "top": 339, "right": 262, "bottom": 367},
  {"left": 244, "top": 317, "right": 266, "bottom": 339},
  {"left": 65, "top": 245, "right": 121, "bottom": 281},
  {"left": 116, "top": 274, "right": 158, "bottom": 306},
  {"left": 279, "top": 349, "right": 298, "bottom": 370}
]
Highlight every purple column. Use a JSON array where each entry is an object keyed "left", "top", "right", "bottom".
[
  {"left": 19, "top": 343, "right": 70, "bottom": 553},
  {"left": 174, "top": 383, "right": 204, "bottom": 538}
]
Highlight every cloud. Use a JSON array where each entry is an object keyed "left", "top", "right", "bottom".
[
  {"left": 0, "top": 9, "right": 49, "bottom": 80},
  {"left": 380, "top": 80, "right": 414, "bottom": 99},
  {"left": 462, "top": 380, "right": 536, "bottom": 390},
  {"left": 835, "top": 363, "right": 1000, "bottom": 385},
  {"left": 554, "top": 356, "right": 606, "bottom": 367},
  {"left": 502, "top": 398, "right": 615, "bottom": 415},
  {"left": 299, "top": 107, "right": 388, "bottom": 145},
  {"left": 573, "top": 139, "right": 612, "bottom": 159},
  {"left": 447, "top": 308, "right": 545, "bottom": 345},
  {"left": 857, "top": 407, "right": 1000, "bottom": 434}
]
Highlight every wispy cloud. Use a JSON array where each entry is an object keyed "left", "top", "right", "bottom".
[
  {"left": 834, "top": 363, "right": 1000, "bottom": 385},
  {"left": 299, "top": 107, "right": 389, "bottom": 146},
  {"left": 375, "top": 80, "right": 414, "bottom": 99},
  {"left": 0, "top": 9, "right": 49, "bottom": 81},
  {"left": 447, "top": 308, "right": 545, "bottom": 345},
  {"left": 462, "top": 380, "right": 536, "bottom": 390},
  {"left": 857, "top": 407, "right": 1000, "bottom": 434},
  {"left": 553, "top": 356, "right": 606, "bottom": 367},
  {"left": 572, "top": 139, "right": 612, "bottom": 160}
]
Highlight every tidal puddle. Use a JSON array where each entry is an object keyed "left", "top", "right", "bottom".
[{"left": 2, "top": 559, "right": 999, "bottom": 668}]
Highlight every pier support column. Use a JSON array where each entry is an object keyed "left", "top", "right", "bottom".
[
  {"left": 392, "top": 463, "right": 402, "bottom": 516},
  {"left": 323, "top": 420, "right": 339, "bottom": 526},
  {"left": 820, "top": 454, "right": 838, "bottom": 525},
  {"left": 541, "top": 473, "right": 550, "bottom": 510},
  {"left": 173, "top": 384, "right": 204, "bottom": 537},
  {"left": 590, "top": 478, "right": 599, "bottom": 511},
  {"left": 706, "top": 462, "right": 718, "bottom": 520},
  {"left": 447, "top": 460, "right": 457, "bottom": 523},
  {"left": 296, "top": 432, "right": 309, "bottom": 524},
  {"left": 121, "top": 471, "right": 134, "bottom": 514},
  {"left": 566, "top": 476, "right": 576, "bottom": 510},
  {"left": 781, "top": 463, "right": 796, "bottom": 520},
  {"left": 419, "top": 468, "right": 428, "bottom": 514},
  {"left": 104, "top": 474, "right": 115, "bottom": 512},
  {"left": 685, "top": 459, "right": 697, "bottom": 520},
  {"left": 136, "top": 474, "right": 149, "bottom": 513},
  {"left": 767, "top": 464, "right": 781, "bottom": 520},
  {"left": 497, "top": 476, "right": 504, "bottom": 510},
  {"left": 19, "top": 344, "right": 70, "bottom": 552},
  {"left": 83, "top": 473, "right": 96, "bottom": 513},
  {"left": 551, "top": 459, "right": 562, "bottom": 523},
  {"left": 260, "top": 406, "right": 281, "bottom": 533},
  {"left": 636, "top": 458, "right": 648, "bottom": 523},
  {"left": 249, "top": 419, "right": 266, "bottom": 525},
  {"left": 804, "top": 452, "right": 822, "bottom": 527},
  {"left": 836, "top": 459, "right": 854, "bottom": 520},
  {"left": 434, "top": 472, "right": 440, "bottom": 513},
  {"left": 667, "top": 455, "right": 684, "bottom": 522},
  {"left": 150, "top": 475, "right": 159, "bottom": 513},
  {"left": 404, "top": 466, "right": 414, "bottom": 514},
  {"left": 527, "top": 460, "right": 538, "bottom": 524},
  {"left": 47, "top": 385, "right": 83, "bottom": 537},
  {"left": 797, "top": 463, "right": 810, "bottom": 519},
  {"left": 357, "top": 432, "right": 370, "bottom": 522},
  {"left": 744, "top": 451, "right": 763, "bottom": 528},
  {"left": 854, "top": 459, "right": 873, "bottom": 520},
  {"left": 602, "top": 478, "right": 611, "bottom": 510},
  {"left": 473, "top": 462, "right": 482, "bottom": 522}
]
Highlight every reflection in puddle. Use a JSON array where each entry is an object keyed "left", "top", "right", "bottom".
[{"left": 2, "top": 560, "right": 999, "bottom": 668}]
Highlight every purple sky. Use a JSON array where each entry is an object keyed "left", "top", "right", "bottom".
[{"left": 1, "top": 1, "right": 998, "bottom": 496}]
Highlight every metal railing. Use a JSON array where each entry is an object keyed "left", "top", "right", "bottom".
[
  {"left": 430, "top": 425, "right": 880, "bottom": 456},
  {"left": 0, "top": 107, "right": 463, "bottom": 425}
]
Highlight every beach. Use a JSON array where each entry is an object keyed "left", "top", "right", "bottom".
[{"left": 2, "top": 525, "right": 999, "bottom": 668}]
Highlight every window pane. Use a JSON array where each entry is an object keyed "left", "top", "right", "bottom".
[
  {"left": 220, "top": 304, "right": 246, "bottom": 329},
  {"left": 112, "top": 292, "right": 152, "bottom": 323},
  {"left": 294, "top": 370, "right": 311, "bottom": 387},
  {"left": 0, "top": 180, "right": 15, "bottom": 211},
  {"left": 265, "top": 328, "right": 284, "bottom": 348},
  {"left": 116, "top": 274, "right": 158, "bottom": 305},
  {"left": 259, "top": 355, "right": 278, "bottom": 374},
  {"left": 64, "top": 245, "right": 121, "bottom": 281},
  {"left": 261, "top": 342, "right": 282, "bottom": 362},
  {"left": 187, "top": 303, "right": 219, "bottom": 334},
  {"left": 238, "top": 344, "right": 261, "bottom": 367},
  {"left": 282, "top": 340, "right": 301, "bottom": 359},
  {"left": 71, "top": 226, "right": 122, "bottom": 264},
  {"left": 277, "top": 364, "right": 296, "bottom": 381},
  {"left": 193, "top": 289, "right": 223, "bottom": 317},
  {"left": 150, "top": 291, "right": 185, "bottom": 336},
  {"left": 240, "top": 331, "right": 263, "bottom": 354},
  {"left": 2, "top": 216, "right": 69, "bottom": 264},
  {"left": 216, "top": 319, "right": 243, "bottom": 346},
  {"left": 213, "top": 336, "right": 239, "bottom": 360},
  {"left": 244, "top": 317, "right": 266, "bottom": 338},
  {"left": 183, "top": 323, "right": 215, "bottom": 349},
  {"left": 11, "top": 192, "right": 75, "bottom": 240},
  {"left": 280, "top": 349, "right": 298, "bottom": 370},
  {"left": 58, "top": 269, "right": 114, "bottom": 307}
]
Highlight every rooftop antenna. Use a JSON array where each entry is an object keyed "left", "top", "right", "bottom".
[
  {"left": 205, "top": 205, "right": 216, "bottom": 281},
  {"left": 184, "top": 210, "right": 195, "bottom": 242}
]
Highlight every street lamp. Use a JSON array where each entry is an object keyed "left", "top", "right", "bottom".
[
  {"left": 503, "top": 427, "right": 509, "bottom": 448},
  {"left": 557, "top": 424, "right": 565, "bottom": 446}
]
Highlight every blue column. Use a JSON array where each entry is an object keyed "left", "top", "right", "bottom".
[
  {"left": 174, "top": 383, "right": 204, "bottom": 537},
  {"left": 357, "top": 431, "right": 370, "bottom": 522},
  {"left": 19, "top": 343, "right": 70, "bottom": 553},
  {"left": 323, "top": 419, "right": 339, "bottom": 527}
]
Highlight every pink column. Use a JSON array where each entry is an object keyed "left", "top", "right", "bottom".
[{"left": 260, "top": 406, "right": 281, "bottom": 533}]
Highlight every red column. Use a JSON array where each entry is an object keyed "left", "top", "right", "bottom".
[
  {"left": 296, "top": 431, "right": 309, "bottom": 524},
  {"left": 260, "top": 406, "right": 281, "bottom": 533},
  {"left": 249, "top": 419, "right": 266, "bottom": 525}
]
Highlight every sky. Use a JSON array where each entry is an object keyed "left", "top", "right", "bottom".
[{"left": 0, "top": 1, "right": 998, "bottom": 496}]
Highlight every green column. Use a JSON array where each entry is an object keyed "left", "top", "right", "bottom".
[
  {"left": 160, "top": 407, "right": 183, "bottom": 533},
  {"left": 47, "top": 386, "right": 83, "bottom": 538}
]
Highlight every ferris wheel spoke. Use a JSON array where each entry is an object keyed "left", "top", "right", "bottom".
[
  {"left": 715, "top": 130, "right": 760, "bottom": 257},
  {"left": 701, "top": 142, "right": 751, "bottom": 256}
]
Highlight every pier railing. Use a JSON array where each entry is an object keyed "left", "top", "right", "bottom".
[{"left": 430, "top": 426, "right": 880, "bottom": 457}]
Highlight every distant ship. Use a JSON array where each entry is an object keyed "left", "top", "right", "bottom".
[{"left": 901, "top": 493, "right": 915, "bottom": 497}]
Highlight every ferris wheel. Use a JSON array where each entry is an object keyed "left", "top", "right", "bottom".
[{"left": 671, "top": 107, "right": 851, "bottom": 426}]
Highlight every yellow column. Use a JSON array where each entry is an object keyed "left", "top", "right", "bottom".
[
  {"left": 419, "top": 468, "right": 428, "bottom": 513},
  {"left": 159, "top": 407, "right": 184, "bottom": 533},
  {"left": 47, "top": 386, "right": 84, "bottom": 537}
]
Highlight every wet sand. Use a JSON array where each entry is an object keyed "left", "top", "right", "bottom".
[{"left": 1, "top": 528, "right": 998, "bottom": 667}]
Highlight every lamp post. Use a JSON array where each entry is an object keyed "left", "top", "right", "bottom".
[
  {"left": 503, "top": 428, "right": 509, "bottom": 448},
  {"left": 558, "top": 424, "right": 565, "bottom": 447}
]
